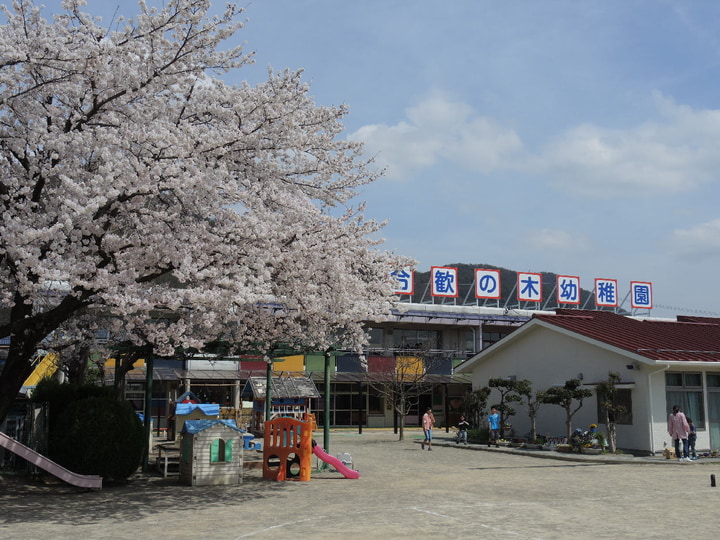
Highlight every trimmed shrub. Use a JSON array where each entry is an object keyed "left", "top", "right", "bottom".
[
  {"left": 468, "top": 426, "right": 490, "bottom": 444},
  {"left": 31, "top": 378, "right": 114, "bottom": 432},
  {"left": 51, "top": 396, "right": 145, "bottom": 481}
]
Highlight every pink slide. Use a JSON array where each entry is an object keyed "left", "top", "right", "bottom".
[
  {"left": 0, "top": 431, "right": 102, "bottom": 490},
  {"left": 312, "top": 445, "right": 360, "bottom": 479}
]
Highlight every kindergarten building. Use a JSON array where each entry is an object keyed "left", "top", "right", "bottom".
[
  {"left": 456, "top": 309, "right": 720, "bottom": 455},
  {"left": 12, "top": 267, "right": 683, "bottom": 440},
  {"left": 104, "top": 301, "right": 535, "bottom": 434}
]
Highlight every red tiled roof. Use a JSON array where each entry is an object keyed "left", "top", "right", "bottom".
[{"left": 532, "top": 309, "right": 720, "bottom": 363}]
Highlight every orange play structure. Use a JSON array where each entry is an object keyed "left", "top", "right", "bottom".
[{"left": 262, "top": 417, "right": 313, "bottom": 481}]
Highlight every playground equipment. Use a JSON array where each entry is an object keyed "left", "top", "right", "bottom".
[
  {"left": 180, "top": 419, "right": 245, "bottom": 486},
  {"left": 22, "top": 351, "right": 59, "bottom": 387},
  {"left": 262, "top": 416, "right": 360, "bottom": 481},
  {"left": 312, "top": 443, "right": 359, "bottom": 479},
  {"left": 0, "top": 431, "right": 102, "bottom": 490},
  {"left": 263, "top": 416, "right": 312, "bottom": 481}
]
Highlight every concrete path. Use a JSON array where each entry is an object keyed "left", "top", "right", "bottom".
[{"left": 1, "top": 429, "right": 718, "bottom": 539}]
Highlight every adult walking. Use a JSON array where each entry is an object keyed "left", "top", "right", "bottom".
[
  {"left": 421, "top": 407, "right": 435, "bottom": 451},
  {"left": 667, "top": 405, "right": 691, "bottom": 462}
]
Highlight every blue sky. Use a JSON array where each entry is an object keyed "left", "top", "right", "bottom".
[{"left": 33, "top": 1, "right": 720, "bottom": 316}]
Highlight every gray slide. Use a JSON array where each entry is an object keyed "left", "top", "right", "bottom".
[{"left": 0, "top": 431, "right": 102, "bottom": 490}]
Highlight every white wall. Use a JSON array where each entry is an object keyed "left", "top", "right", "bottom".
[
  {"left": 186, "top": 358, "right": 239, "bottom": 371},
  {"left": 469, "top": 326, "right": 650, "bottom": 451}
]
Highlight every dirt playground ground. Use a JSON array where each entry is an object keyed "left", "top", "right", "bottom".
[{"left": 2, "top": 428, "right": 720, "bottom": 539}]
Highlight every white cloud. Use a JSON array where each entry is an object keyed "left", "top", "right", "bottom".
[
  {"left": 536, "top": 93, "right": 720, "bottom": 198},
  {"left": 668, "top": 218, "right": 720, "bottom": 259},
  {"left": 523, "top": 228, "right": 592, "bottom": 253},
  {"left": 349, "top": 95, "right": 523, "bottom": 181},
  {"left": 352, "top": 92, "right": 720, "bottom": 204}
]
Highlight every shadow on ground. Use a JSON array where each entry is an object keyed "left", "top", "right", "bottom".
[{"left": 0, "top": 470, "right": 286, "bottom": 527}]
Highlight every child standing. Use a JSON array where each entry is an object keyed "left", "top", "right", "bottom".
[
  {"left": 456, "top": 415, "right": 470, "bottom": 445},
  {"left": 421, "top": 407, "right": 435, "bottom": 451},
  {"left": 687, "top": 417, "right": 698, "bottom": 460},
  {"left": 488, "top": 407, "right": 501, "bottom": 448}
]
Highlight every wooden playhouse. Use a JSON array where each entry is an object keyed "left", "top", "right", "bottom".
[
  {"left": 169, "top": 391, "right": 220, "bottom": 441},
  {"left": 242, "top": 375, "right": 320, "bottom": 434},
  {"left": 179, "top": 419, "right": 244, "bottom": 486}
]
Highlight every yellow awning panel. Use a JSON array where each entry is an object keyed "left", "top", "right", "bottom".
[
  {"left": 104, "top": 357, "right": 146, "bottom": 368},
  {"left": 273, "top": 354, "right": 305, "bottom": 372},
  {"left": 23, "top": 352, "right": 60, "bottom": 387}
]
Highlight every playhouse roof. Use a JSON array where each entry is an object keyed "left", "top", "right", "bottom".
[
  {"left": 175, "top": 402, "right": 220, "bottom": 416},
  {"left": 181, "top": 419, "right": 244, "bottom": 435},
  {"left": 175, "top": 390, "right": 200, "bottom": 403},
  {"left": 242, "top": 375, "right": 321, "bottom": 400}
]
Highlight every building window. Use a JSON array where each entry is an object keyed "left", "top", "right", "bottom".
[
  {"left": 211, "top": 438, "right": 233, "bottom": 463},
  {"left": 481, "top": 326, "right": 517, "bottom": 349},
  {"left": 365, "top": 327, "right": 385, "bottom": 350},
  {"left": 707, "top": 374, "right": 720, "bottom": 388},
  {"left": 597, "top": 389, "right": 633, "bottom": 425},
  {"left": 463, "top": 329, "right": 475, "bottom": 354},
  {"left": 666, "top": 372, "right": 705, "bottom": 428},
  {"left": 392, "top": 329, "right": 442, "bottom": 351},
  {"left": 368, "top": 393, "right": 384, "bottom": 414}
]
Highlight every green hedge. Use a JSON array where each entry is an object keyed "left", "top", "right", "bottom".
[
  {"left": 32, "top": 380, "right": 145, "bottom": 481},
  {"left": 52, "top": 396, "right": 145, "bottom": 481}
]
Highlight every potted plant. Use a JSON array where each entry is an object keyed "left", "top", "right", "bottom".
[
  {"left": 581, "top": 443, "right": 603, "bottom": 455},
  {"left": 592, "top": 432, "right": 606, "bottom": 449}
]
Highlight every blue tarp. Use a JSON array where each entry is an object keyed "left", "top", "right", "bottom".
[
  {"left": 181, "top": 420, "right": 258, "bottom": 448},
  {"left": 182, "top": 418, "right": 244, "bottom": 434},
  {"left": 175, "top": 402, "right": 220, "bottom": 416}
]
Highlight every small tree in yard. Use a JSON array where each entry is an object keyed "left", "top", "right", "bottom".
[
  {"left": 366, "top": 351, "right": 447, "bottom": 441},
  {"left": 539, "top": 379, "right": 593, "bottom": 440},
  {"left": 462, "top": 386, "right": 491, "bottom": 431},
  {"left": 596, "top": 371, "right": 626, "bottom": 453},
  {"left": 515, "top": 379, "right": 543, "bottom": 444},
  {"left": 488, "top": 377, "right": 524, "bottom": 436}
]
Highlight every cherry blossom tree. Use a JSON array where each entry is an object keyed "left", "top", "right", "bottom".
[{"left": 0, "top": 0, "right": 410, "bottom": 422}]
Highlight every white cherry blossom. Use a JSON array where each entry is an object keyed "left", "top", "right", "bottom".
[{"left": 0, "top": 0, "right": 412, "bottom": 421}]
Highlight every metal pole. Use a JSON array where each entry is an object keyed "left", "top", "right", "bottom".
[
  {"left": 444, "top": 382, "right": 450, "bottom": 433},
  {"left": 324, "top": 349, "right": 331, "bottom": 453},
  {"left": 357, "top": 381, "right": 364, "bottom": 434},
  {"left": 265, "top": 359, "right": 272, "bottom": 422},
  {"left": 142, "top": 356, "right": 153, "bottom": 473}
]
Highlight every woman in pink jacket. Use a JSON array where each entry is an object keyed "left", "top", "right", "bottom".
[{"left": 667, "top": 405, "right": 691, "bottom": 462}]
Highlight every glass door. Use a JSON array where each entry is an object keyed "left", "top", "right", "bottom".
[{"left": 707, "top": 374, "right": 720, "bottom": 450}]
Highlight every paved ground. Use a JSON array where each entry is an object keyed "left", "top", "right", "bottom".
[{"left": 2, "top": 429, "right": 719, "bottom": 539}]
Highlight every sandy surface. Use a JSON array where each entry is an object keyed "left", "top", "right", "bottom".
[{"left": 2, "top": 429, "right": 719, "bottom": 539}]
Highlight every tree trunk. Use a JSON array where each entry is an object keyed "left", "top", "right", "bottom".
[
  {"left": 65, "top": 343, "right": 91, "bottom": 384},
  {"left": 0, "top": 354, "right": 35, "bottom": 423},
  {"left": 0, "top": 315, "right": 49, "bottom": 422},
  {"left": 0, "top": 291, "right": 89, "bottom": 423},
  {"left": 604, "top": 410, "right": 617, "bottom": 453},
  {"left": 529, "top": 414, "right": 537, "bottom": 443},
  {"left": 113, "top": 351, "right": 142, "bottom": 401},
  {"left": 608, "top": 423, "right": 617, "bottom": 453},
  {"left": 396, "top": 394, "right": 405, "bottom": 441}
]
